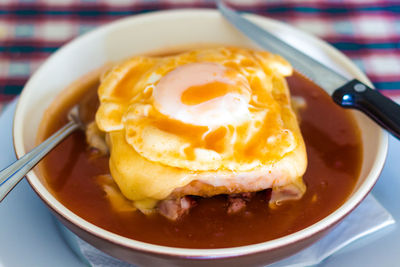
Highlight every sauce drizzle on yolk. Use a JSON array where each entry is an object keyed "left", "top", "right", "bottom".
[{"left": 181, "top": 81, "right": 238, "bottom": 105}]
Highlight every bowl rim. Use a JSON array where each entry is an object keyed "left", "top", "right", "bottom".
[{"left": 13, "top": 8, "right": 388, "bottom": 259}]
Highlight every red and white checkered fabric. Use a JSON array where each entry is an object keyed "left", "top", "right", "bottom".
[{"left": 1, "top": 0, "right": 399, "bottom": 112}]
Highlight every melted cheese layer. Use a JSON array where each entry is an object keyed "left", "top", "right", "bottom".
[{"left": 108, "top": 129, "right": 306, "bottom": 211}]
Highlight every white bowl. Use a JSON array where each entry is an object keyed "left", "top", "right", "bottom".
[{"left": 13, "top": 9, "right": 387, "bottom": 266}]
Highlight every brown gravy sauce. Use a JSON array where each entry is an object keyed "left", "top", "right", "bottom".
[{"left": 38, "top": 67, "right": 362, "bottom": 249}]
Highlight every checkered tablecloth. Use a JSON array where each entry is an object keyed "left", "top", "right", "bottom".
[{"left": 1, "top": 0, "right": 400, "bottom": 113}]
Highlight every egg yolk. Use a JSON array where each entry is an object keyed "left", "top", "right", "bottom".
[{"left": 153, "top": 62, "right": 251, "bottom": 127}]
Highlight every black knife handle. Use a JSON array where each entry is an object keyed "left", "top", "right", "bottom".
[{"left": 332, "top": 79, "right": 400, "bottom": 140}]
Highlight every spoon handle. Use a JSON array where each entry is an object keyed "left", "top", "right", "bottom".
[
  {"left": 0, "top": 121, "right": 79, "bottom": 202},
  {"left": 332, "top": 79, "right": 400, "bottom": 140}
]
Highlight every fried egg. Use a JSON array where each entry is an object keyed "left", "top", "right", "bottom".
[
  {"left": 154, "top": 62, "right": 251, "bottom": 127},
  {"left": 96, "top": 47, "right": 307, "bottom": 211}
]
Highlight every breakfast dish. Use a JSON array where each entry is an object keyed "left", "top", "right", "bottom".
[
  {"left": 92, "top": 47, "right": 307, "bottom": 218},
  {"left": 38, "top": 46, "right": 362, "bottom": 248}
]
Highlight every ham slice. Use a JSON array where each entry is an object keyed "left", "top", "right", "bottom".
[{"left": 157, "top": 197, "right": 197, "bottom": 221}]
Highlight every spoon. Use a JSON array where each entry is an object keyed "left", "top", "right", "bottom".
[{"left": 0, "top": 105, "right": 83, "bottom": 202}]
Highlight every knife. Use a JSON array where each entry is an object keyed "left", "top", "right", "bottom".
[{"left": 217, "top": 0, "right": 400, "bottom": 140}]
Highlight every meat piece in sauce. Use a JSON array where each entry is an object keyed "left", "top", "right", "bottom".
[
  {"left": 157, "top": 196, "right": 197, "bottom": 221},
  {"left": 269, "top": 177, "right": 306, "bottom": 209},
  {"left": 227, "top": 192, "right": 255, "bottom": 214}
]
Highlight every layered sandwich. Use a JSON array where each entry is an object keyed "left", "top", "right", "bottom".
[{"left": 89, "top": 47, "right": 307, "bottom": 220}]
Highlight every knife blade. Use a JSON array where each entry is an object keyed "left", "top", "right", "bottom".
[{"left": 217, "top": 0, "right": 400, "bottom": 140}]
